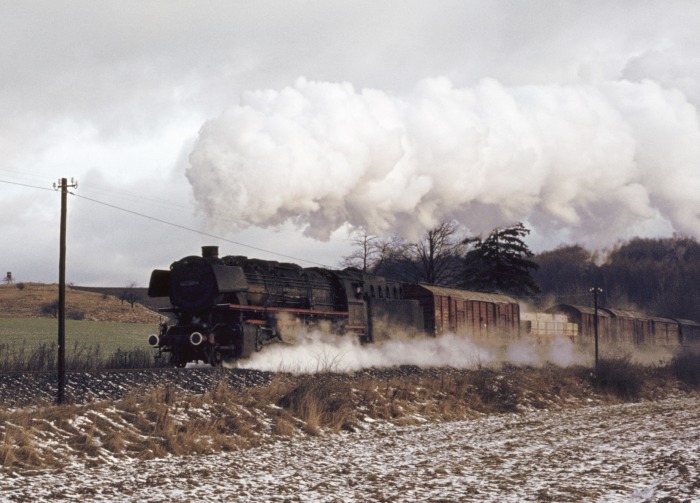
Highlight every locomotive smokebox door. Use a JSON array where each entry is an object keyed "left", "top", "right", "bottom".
[{"left": 148, "top": 269, "right": 171, "bottom": 297}]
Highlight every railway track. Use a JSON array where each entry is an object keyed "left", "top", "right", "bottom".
[
  {"left": 0, "top": 364, "right": 477, "bottom": 407},
  {"left": 0, "top": 366, "right": 276, "bottom": 407},
  {"left": 0, "top": 365, "right": 201, "bottom": 378}
]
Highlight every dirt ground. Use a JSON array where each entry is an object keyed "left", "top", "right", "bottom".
[
  {"left": 0, "top": 283, "right": 160, "bottom": 323},
  {"left": 1, "top": 395, "right": 698, "bottom": 502}
]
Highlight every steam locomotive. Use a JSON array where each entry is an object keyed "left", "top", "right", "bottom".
[
  {"left": 147, "top": 246, "right": 699, "bottom": 367},
  {"left": 147, "top": 246, "right": 422, "bottom": 367}
]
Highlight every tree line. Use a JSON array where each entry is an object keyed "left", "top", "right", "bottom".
[
  {"left": 341, "top": 221, "right": 540, "bottom": 296},
  {"left": 342, "top": 223, "right": 700, "bottom": 322},
  {"left": 533, "top": 236, "right": 700, "bottom": 321}
]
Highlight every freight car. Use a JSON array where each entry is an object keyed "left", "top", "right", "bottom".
[
  {"left": 545, "top": 304, "right": 699, "bottom": 349},
  {"left": 402, "top": 284, "right": 520, "bottom": 338}
]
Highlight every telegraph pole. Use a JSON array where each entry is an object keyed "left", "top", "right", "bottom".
[
  {"left": 54, "top": 177, "right": 78, "bottom": 405},
  {"left": 589, "top": 287, "right": 603, "bottom": 368}
]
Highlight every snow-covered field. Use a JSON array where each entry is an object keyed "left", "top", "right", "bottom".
[{"left": 2, "top": 396, "right": 697, "bottom": 502}]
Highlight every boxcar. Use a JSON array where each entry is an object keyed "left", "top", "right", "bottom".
[
  {"left": 547, "top": 304, "right": 612, "bottom": 344},
  {"left": 650, "top": 316, "right": 680, "bottom": 346},
  {"left": 601, "top": 308, "right": 652, "bottom": 346},
  {"left": 521, "top": 312, "right": 578, "bottom": 342},
  {"left": 675, "top": 319, "right": 700, "bottom": 346},
  {"left": 402, "top": 284, "right": 520, "bottom": 338}
]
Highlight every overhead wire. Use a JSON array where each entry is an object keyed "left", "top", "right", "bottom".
[
  {"left": 70, "top": 192, "right": 336, "bottom": 268},
  {"left": 1, "top": 175, "right": 340, "bottom": 267},
  {"left": 4, "top": 175, "right": 575, "bottom": 286},
  {"left": 0, "top": 178, "right": 55, "bottom": 192}
]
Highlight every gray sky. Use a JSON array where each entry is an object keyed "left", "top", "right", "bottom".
[{"left": 2, "top": 1, "right": 699, "bottom": 286}]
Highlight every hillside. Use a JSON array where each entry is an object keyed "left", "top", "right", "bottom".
[{"left": 0, "top": 283, "right": 162, "bottom": 323}]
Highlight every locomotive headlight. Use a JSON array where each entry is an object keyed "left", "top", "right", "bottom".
[
  {"left": 148, "top": 334, "right": 160, "bottom": 347},
  {"left": 190, "top": 332, "right": 204, "bottom": 346}
]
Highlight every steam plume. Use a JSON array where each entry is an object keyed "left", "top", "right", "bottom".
[
  {"left": 188, "top": 77, "right": 700, "bottom": 245},
  {"left": 237, "top": 330, "right": 586, "bottom": 373}
]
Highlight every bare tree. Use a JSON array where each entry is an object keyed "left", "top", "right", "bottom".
[
  {"left": 410, "top": 221, "right": 465, "bottom": 286},
  {"left": 340, "top": 232, "right": 380, "bottom": 272},
  {"left": 342, "top": 222, "right": 467, "bottom": 286},
  {"left": 119, "top": 281, "right": 139, "bottom": 308}
]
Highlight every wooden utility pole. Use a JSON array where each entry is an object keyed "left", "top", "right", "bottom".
[
  {"left": 590, "top": 287, "right": 603, "bottom": 368},
  {"left": 54, "top": 177, "right": 78, "bottom": 404}
]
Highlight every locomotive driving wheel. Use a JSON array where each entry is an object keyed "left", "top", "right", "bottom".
[{"left": 210, "top": 346, "right": 223, "bottom": 366}]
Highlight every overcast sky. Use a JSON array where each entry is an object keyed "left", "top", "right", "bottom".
[{"left": 2, "top": 1, "right": 699, "bottom": 286}]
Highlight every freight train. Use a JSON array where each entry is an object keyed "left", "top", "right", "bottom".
[{"left": 147, "top": 246, "right": 700, "bottom": 367}]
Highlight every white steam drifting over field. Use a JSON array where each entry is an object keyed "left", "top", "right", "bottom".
[
  {"left": 237, "top": 329, "right": 587, "bottom": 373},
  {"left": 188, "top": 77, "right": 700, "bottom": 245}
]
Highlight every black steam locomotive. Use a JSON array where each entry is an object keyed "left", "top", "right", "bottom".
[{"left": 147, "top": 246, "right": 421, "bottom": 367}]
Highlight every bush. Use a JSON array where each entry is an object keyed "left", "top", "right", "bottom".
[
  {"left": 276, "top": 374, "right": 356, "bottom": 434},
  {"left": 468, "top": 368, "right": 521, "bottom": 413},
  {"left": 39, "top": 300, "right": 84, "bottom": 320},
  {"left": 105, "top": 348, "right": 165, "bottom": 369},
  {"left": 669, "top": 350, "right": 700, "bottom": 388},
  {"left": 41, "top": 300, "right": 59, "bottom": 318},
  {"left": 67, "top": 309, "right": 85, "bottom": 320},
  {"left": 0, "top": 343, "right": 165, "bottom": 372},
  {"left": 591, "top": 357, "right": 643, "bottom": 399},
  {"left": 0, "top": 342, "right": 57, "bottom": 372}
]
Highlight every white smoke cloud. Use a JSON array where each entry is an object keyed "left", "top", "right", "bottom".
[
  {"left": 237, "top": 329, "right": 587, "bottom": 373},
  {"left": 188, "top": 76, "right": 700, "bottom": 246}
]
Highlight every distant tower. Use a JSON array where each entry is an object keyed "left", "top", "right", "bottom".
[{"left": 4, "top": 272, "right": 13, "bottom": 285}]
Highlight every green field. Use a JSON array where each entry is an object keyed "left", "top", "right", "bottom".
[
  {"left": 0, "top": 318, "right": 155, "bottom": 351},
  {"left": 0, "top": 318, "right": 161, "bottom": 370}
]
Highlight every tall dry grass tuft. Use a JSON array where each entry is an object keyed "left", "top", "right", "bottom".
[
  {"left": 271, "top": 414, "right": 297, "bottom": 437},
  {"left": 0, "top": 407, "right": 67, "bottom": 470},
  {"left": 591, "top": 356, "right": 643, "bottom": 399},
  {"left": 0, "top": 342, "right": 57, "bottom": 372},
  {"left": 669, "top": 349, "right": 700, "bottom": 388},
  {"left": 463, "top": 367, "right": 522, "bottom": 413},
  {"left": 104, "top": 347, "right": 164, "bottom": 369},
  {"left": 0, "top": 341, "right": 166, "bottom": 372},
  {"left": 276, "top": 374, "right": 357, "bottom": 434}
]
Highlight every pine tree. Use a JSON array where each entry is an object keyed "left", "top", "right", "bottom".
[{"left": 462, "top": 222, "right": 540, "bottom": 296}]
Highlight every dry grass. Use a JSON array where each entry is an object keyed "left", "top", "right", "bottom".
[
  {"left": 0, "top": 341, "right": 165, "bottom": 371},
  {"left": 0, "top": 363, "right": 695, "bottom": 472},
  {"left": 0, "top": 283, "right": 160, "bottom": 323},
  {"left": 669, "top": 349, "right": 700, "bottom": 388},
  {"left": 590, "top": 357, "right": 644, "bottom": 400},
  {"left": 264, "top": 373, "right": 357, "bottom": 435}
]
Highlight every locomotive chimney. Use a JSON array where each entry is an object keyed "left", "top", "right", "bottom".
[{"left": 202, "top": 246, "right": 219, "bottom": 259}]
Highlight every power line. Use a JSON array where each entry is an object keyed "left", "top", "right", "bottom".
[
  {"left": 0, "top": 179, "right": 54, "bottom": 191},
  {"left": 2, "top": 175, "right": 342, "bottom": 268},
  {"left": 71, "top": 192, "right": 336, "bottom": 268}
]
